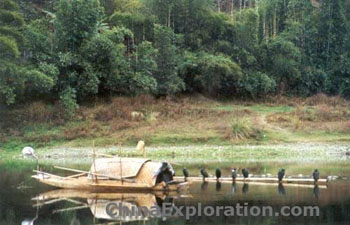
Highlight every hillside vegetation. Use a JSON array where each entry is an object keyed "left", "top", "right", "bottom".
[
  {"left": 2, "top": 0, "right": 350, "bottom": 152},
  {"left": 2, "top": 94, "right": 350, "bottom": 152},
  {"left": 1, "top": 0, "right": 350, "bottom": 117}
]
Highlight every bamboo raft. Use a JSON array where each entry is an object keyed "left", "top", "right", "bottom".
[
  {"left": 174, "top": 176, "right": 328, "bottom": 185},
  {"left": 32, "top": 157, "right": 188, "bottom": 192}
]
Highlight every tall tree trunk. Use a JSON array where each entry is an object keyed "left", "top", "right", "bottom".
[
  {"left": 168, "top": 6, "right": 171, "bottom": 27},
  {"left": 273, "top": 7, "right": 277, "bottom": 38},
  {"left": 142, "top": 24, "right": 145, "bottom": 41},
  {"left": 256, "top": 0, "right": 260, "bottom": 38},
  {"left": 327, "top": 1, "right": 332, "bottom": 61}
]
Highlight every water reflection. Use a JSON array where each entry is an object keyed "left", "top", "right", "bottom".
[
  {"left": 231, "top": 182, "right": 237, "bottom": 195},
  {"left": 33, "top": 190, "right": 176, "bottom": 223},
  {"left": 201, "top": 181, "right": 208, "bottom": 191},
  {"left": 12, "top": 180, "right": 350, "bottom": 225},
  {"left": 313, "top": 185, "right": 320, "bottom": 199},
  {"left": 215, "top": 181, "right": 221, "bottom": 192},
  {"left": 242, "top": 183, "right": 249, "bottom": 194},
  {"left": 278, "top": 183, "right": 286, "bottom": 195}
]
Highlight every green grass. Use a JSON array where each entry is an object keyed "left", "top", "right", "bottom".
[{"left": 212, "top": 104, "right": 294, "bottom": 114}]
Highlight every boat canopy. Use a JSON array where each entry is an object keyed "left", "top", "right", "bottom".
[{"left": 89, "top": 157, "right": 150, "bottom": 179}]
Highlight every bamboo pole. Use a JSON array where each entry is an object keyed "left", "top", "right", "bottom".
[
  {"left": 33, "top": 170, "right": 65, "bottom": 178},
  {"left": 94, "top": 153, "right": 115, "bottom": 158},
  {"left": 119, "top": 144, "right": 123, "bottom": 184},
  {"left": 173, "top": 176, "right": 328, "bottom": 185},
  {"left": 53, "top": 166, "right": 135, "bottom": 182},
  {"left": 53, "top": 205, "right": 89, "bottom": 214},
  {"left": 66, "top": 172, "right": 87, "bottom": 178},
  {"left": 93, "top": 141, "right": 97, "bottom": 183}
]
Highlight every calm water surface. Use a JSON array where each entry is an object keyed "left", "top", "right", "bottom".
[{"left": 1, "top": 157, "right": 350, "bottom": 225}]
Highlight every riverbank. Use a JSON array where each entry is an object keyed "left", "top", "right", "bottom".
[
  {"left": 2, "top": 143, "right": 350, "bottom": 179},
  {"left": 1, "top": 94, "right": 350, "bottom": 154}
]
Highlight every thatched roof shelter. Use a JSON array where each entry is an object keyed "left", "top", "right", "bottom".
[{"left": 89, "top": 157, "right": 175, "bottom": 187}]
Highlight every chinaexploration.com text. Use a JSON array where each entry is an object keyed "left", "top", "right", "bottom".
[{"left": 106, "top": 203, "right": 320, "bottom": 220}]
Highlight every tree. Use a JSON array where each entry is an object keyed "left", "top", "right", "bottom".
[
  {"left": 153, "top": 24, "right": 184, "bottom": 95},
  {"left": 0, "top": 0, "right": 54, "bottom": 105},
  {"left": 194, "top": 52, "right": 242, "bottom": 96},
  {"left": 239, "top": 71, "right": 276, "bottom": 98},
  {"left": 129, "top": 41, "right": 158, "bottom": 94},
  {"left": 180, "top": 52, "right": 243, "bottom": 96},
  {"left": 318, "top": 0, "right": 348, "bottom": 66},
  {"left": 262, "top": 37, "right": 301, "bottom": 93},
  {"left": 55, "top": 0, "right": 103, "bottom": 52}
]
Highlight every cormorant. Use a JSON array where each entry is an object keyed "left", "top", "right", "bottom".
[
  {"left": 200, "top": 168, "right": 209, "bottom": 181},
  {"left": 231, "top": 168, "right": 237, "bottom": 181},
  {"left": 182, "top": 168, "right": 189, "bottom": 181},
  {"left": 215, "top": 168, "right": 221, "bottom": 181},
  {"left": 242, "top": 168, "right": 249, "bottom": 179},
  {"left": 160, "top": 162, "right": 169, "bottom": 172},
  {"left": 313, "top": 169, "right": 320, "bottom": 183},
  {"left": 278, "top": 168, "right": 285, "bottom": 182}
]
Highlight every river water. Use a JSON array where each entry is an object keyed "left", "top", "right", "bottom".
[{"left": 1, "top": 154, "right": 350, "bottom": 225}]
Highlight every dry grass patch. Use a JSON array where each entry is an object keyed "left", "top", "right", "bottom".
[{"left": 62, "top": 122, "right": 105, "bottom": 140}]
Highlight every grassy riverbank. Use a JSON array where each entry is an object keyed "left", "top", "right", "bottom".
[{"left": 1, "top": 94, "right": 350, "bottom": 154}]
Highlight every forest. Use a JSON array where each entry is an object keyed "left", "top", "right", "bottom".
[{"left": 1, "top": 0, "right": 350, "bottom": 117}]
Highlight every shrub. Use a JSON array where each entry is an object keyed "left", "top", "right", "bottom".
[
  {"left": 239, "top": 71, "right": 276, "bottom": 98},
  {"left": 59, "top": 87, "right": 78, "bottom": 119},
  {"left": 230, "top": 116, "right": 265, "bottom": 140}
]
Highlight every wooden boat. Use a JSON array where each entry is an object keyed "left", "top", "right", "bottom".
[{"left": 32, "top": 157, "right": 188, "bottom": 192}]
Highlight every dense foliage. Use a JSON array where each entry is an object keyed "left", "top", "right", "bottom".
[{"left": 1, "top": 0, "right": 350, "bottom": 115}]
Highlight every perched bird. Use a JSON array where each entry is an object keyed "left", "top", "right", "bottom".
[
  {"left": 215, "top": 168, "right": 221, "bottom": 181},
  {"left": 160, "top": 162, "right": 169, "bottom": 172},
  {"left": 242, "top": 168, "right": 249, "bottom": 179},
  {"left": 183, "top": 168, "right": 189, "bottom": 181},
  {"left": 313, "top": 169, "right": 320, "bottom": 183},
  {"left": 231, "top": 168, "right": 237, "bottom": 181},
  {"left": 22, "top": 147, "right": 37, "bottom": 159},
  {"left": 278, "top": 168, "right": 285, "bottom": 182},
  {"left": 200, "top": 168, "right": 209, "bottom": 181}
]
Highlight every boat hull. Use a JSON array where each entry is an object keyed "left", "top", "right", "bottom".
[{"left": 32, "top": 174, "right": 187, "bottom": 192}]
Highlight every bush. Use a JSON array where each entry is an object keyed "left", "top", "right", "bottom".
[
  {"left": 295, "top": 66, "right": 326, "bottom": 96},
  {"left": 192, "top": 52, "right": 243, "bottom": 96},
  {"left": 59, "top": 87, "right": 78, "bottom": 119},
  {"left": 230, "top": 116, "right": 265, "bottom": 140},
  {"left": 239, "top": 71, "right": 276, "bottom": 98}
]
